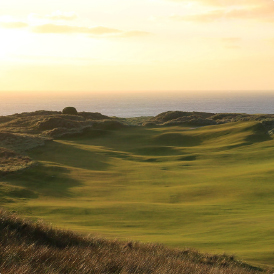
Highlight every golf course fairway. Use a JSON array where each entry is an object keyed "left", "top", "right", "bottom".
[{"left": 2, "top": 121, "right": 274, "bottom": 267}]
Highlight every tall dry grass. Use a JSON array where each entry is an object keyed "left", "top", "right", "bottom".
[{"left": 0, "top": 209, "right": 270, "bottom": 273}]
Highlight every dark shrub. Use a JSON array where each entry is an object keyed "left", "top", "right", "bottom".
[
  {"left": 62, "top": 107, "right": 78, "bottom": 115},
  {"left": 92, "top": 120, "right": 127, "bottom": 130},
  {"left": 142, "top": 122, "right": 157, "bottom": 127}
]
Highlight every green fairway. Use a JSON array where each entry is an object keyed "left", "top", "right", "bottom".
[{"left": 2, "top": 121, "right": 274, "bottom": 267}]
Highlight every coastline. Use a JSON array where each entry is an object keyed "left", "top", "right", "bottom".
[{"left": 1, "top": 91, "right": 274, "bottom": 118}]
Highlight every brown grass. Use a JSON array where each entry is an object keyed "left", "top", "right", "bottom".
[
  {"left": 0, "top": 111, "right": 123, "bottom": 175},
  {"left": 148, "top": 111, "right": 274, "bottom": 128},
  {"left": 0, "top": 209, "right": 270, "bottom": 274},
  {"left": 0, "top": 147, "right": 33, "bottom": 176}
]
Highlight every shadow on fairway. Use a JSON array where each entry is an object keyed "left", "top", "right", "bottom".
[
  {"left": 4, "top": 164, "right": 83, "bottom": 198},
  {"left": 29, "top": 140, "right": 111, "bottom": 171}
]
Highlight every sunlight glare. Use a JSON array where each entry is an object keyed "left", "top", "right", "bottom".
[{"left": 0, "top": 30, "right": 10, "bottom": 59}]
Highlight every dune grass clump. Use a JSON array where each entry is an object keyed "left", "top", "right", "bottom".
[
  {"left": 0, "top": 147, "right": 33, "bottom": 176},
  {"left": 0, "top": 209, "right": 269, "bottom": 274},
  {"left": 62, "top": 107, "right": 78, "bottom": 115}
]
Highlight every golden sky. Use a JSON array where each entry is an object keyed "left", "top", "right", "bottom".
[{"left": 1, "top": 0, "right": 274, "bottom": 93}]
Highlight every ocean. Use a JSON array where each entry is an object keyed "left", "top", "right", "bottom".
[{"left": 1, "top": 91, "right": 274, "bottom": 118}]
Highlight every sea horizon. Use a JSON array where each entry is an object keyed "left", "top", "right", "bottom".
[{"left": 1, "top": 90, "right": 274, "bottom": 118}]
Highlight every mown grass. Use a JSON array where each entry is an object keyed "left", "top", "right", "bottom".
[
  {"left": 1, "top": 121, "right": 274, "bottom": 267},
  {"left": 0, "top": 209, "right": 269, "bottom": 273}
]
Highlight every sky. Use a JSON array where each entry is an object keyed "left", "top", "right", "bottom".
[{"left": 1, "top": 0, "right": 274, "bottom": 94}]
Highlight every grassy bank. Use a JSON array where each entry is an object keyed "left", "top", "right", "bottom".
[{"left": 0, "top": 209, "right": 268, "bottom": 273}]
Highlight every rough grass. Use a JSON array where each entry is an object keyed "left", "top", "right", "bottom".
[
  {"left": 0, "top": 147, "right": 34, "bottom": 176},
  {"left": 0, "top": 111, "right": 123, "bottom": 174},
  {"left": 2, "top": 120, "right": 274, "bottom": 267},
  {"left": 148, "top": 111, "right": 274, "bottom": 127},
  {"left": 0, "top": 209, "right": 269, "bottom": 274}
]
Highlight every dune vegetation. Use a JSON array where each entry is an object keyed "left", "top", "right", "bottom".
[
  {"left": 1, "top": 110, "right": 274, "bottom": 270},
  {"left": 0, "top": 209, "right": 269, "bottom": 273}
]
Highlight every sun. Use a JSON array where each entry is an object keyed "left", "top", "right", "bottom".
[
  {"left": 0, "top": 27, "right": 33, "bottom": 62},
  {"left": 0, "top": 30, "right": 9, "bottom": 59},
  {"left": 0, "top": 29, "right": 20, "bottom": 60}
]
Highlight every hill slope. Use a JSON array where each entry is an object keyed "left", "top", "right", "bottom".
[
  {"left": 2, "top": 111, "right": 274, "bottom": 267},
  {"left": 0, "top": 209, "right": 268, "bottom": 273}
]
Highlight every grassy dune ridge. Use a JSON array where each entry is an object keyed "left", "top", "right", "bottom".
[
  {"left": 0, "top": 209, "right": 269, "bottom": 273},
  {"left": 1, "top": 111, "right": 274, "bottom": 268}
]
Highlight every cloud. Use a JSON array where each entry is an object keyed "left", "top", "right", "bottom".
[
  {"left": 0, "top": 15, "right": 28, "bottom": 29},
  {"left": 32, "top": 24, "right": 122, "bottom": 35},
  {"left": 170, "top": 10, "right": 223, "bottom": 22},
  {"left": 90, "top": 26, "right": 123, "bottom": 35},
  {"left": 31, "top": 23, "right": 151, "bottom": 38},
  {"left": 0, "top": 21, "right": 28, "bottom": 28},
  {"left": 170, "top": 2, "right": 274, "bottom": 23},
  {"left": 0, "top": 14, "right": 152, "bottom": 39},
  {"left": 29, "top": 11, "right": 78, "bottom": 22},
  {"left": 47, "top": 11, "right": 78, "bottom": 21},
  {"left": 167, "top": 0, "right": 270, "bottom": 7},
  {"left": 121, "top": 31, "right": 152, "bottom": 38}
]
